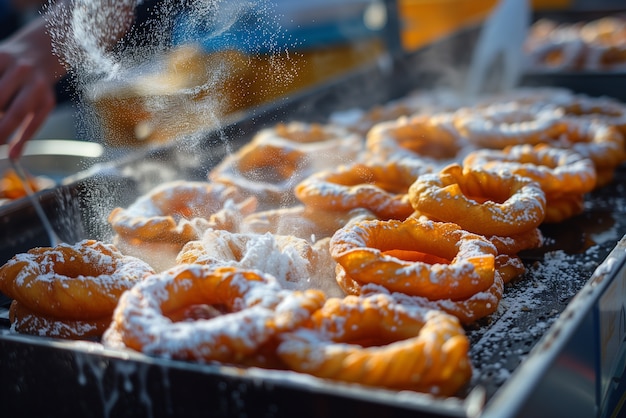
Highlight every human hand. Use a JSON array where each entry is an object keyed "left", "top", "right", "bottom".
[{"left": 0, "top": 17, "right": 64, "bottom": 159}]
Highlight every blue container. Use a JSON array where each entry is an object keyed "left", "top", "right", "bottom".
[{"left": 172, "top": 0, "right": 384, "bottom": 54}]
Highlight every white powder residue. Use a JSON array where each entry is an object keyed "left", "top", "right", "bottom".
[
  {"left": 177, "top": 231, "right": 316, "bottom": 289},
  {"left": 467, "top": 246, "right": 605, "bottom": 394}
]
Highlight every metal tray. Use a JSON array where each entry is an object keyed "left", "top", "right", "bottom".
[
  {"left": 0, "top": 139, "right": 105, "bottom": 183},
  {"left": 2, "top": 116, "right": 626, "bottom": 417},
  {"left": 1, "top": 163, "right": 625, "bottom": 418},
  {"left": 521, "top": 8, "right": 626, "bottom": 101}
]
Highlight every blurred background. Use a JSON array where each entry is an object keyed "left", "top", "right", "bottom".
[{"left": 1, "top": 0, "right": 624, "bottom": 146}]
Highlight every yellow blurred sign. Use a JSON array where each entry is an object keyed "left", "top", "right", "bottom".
[{"left": 398, "top": 0, "right": 573, "bottom": 51}]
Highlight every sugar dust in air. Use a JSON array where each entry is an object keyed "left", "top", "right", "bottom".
[{"left": 44, "top": 0, "right": 297, "bottom": 151}]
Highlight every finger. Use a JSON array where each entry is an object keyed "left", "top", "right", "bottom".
[
  {"left": 8, "top": 109, "right": 51, "bottom": 160},
  {"left": 0, "top": 64, "right": 25, "bottom": 111},
  {"left": 6, "top": 111, "right": 32, "bottom": 158},
  {"left": 8, "top": 134, "right": 28, "bottom": 159},
  {"left": 7, "top": 92, "right": 55, "bottom": 159},
  {"left": 7, "top": 127, "right": 29, "bottom": 160},
  {"left": 0, "top": 51, "right": 15, "bottom": 74},
  {"left": 9, "top": 91, "right": 54, "bottom": 155},
  {"left": 0, "top": 109, "right": 25, "bottom": 146},
  {"left": 0, "top": 78, "right": 55, "bottom": 145}
]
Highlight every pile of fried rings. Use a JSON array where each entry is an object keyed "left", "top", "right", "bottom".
[
  {"left": 0, "top": 169, "right": 54, "bottom": 204},
  {"left": 524, "top": 16, "right": 626, "bottom": 72},
  {"left": 1, "top": 87, "right": 625, "bottom": 397}
]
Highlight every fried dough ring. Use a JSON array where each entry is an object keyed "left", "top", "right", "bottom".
[
  {"left": 365, "top": 113, "right": 463, "bottom": 165},
  {"left": 329, "top": 88, "right": 463, "bottom": 135},
  {"left": 462, "top": 143, "right": 597, "bottom": 223},
  {"left": 487, "top": 227, "right": 544, "bottom": 255},
  {"left": 555, "top": 96, "right": 626, "bottom": 135},
  {"left": 452, "top": 102, "right": 564, "bottom": 148},
  {"left": 251, "top": 121, "right": 364, "bottom": 170},
  {"left": 462, "top": 143, "right": 597, "bottom": 196},
  {"left": 0, "top": 239, "right": 155, "bottom": 320},
  {"left": 579, "top": 17, "right": 626, "bottom": 67},
  {"left": 108, "top": 180, "right": 257, "bottom": 243},
  {"left": 329, "top": 217, "right": 497, "bottom": 300},
  {"left": 0, "top": 169, "right": 54, "bottom": 200},
  {"left": 525, "top": 17, "right": 626, "bottom": 72},
  {"left": 276, "top": 292, "right": 472, "bottom": 395},
  {"left": 397, "top": 219, "right": 540, "bottom": 283},
  {"left": 103, "top": 265, "right": 326, "bottom": 363},
  {"left": 241, "top": 205, "right": 377, "bottom": 241},
  {"left": 176, "top": 230, "right": 318, "bottom": 286},
  {"left": 544, "top": 193, "right": 585, "bottom": 224},
  {"left": 408, "top": 164, "right": 546, "bottom": 236},
  {"left": 177, "top": 230, "right": 343, "bottom": 298},
  {"left": 527, "top": 37, "right": 586, "bottom": 71},
  {"left": 9, "top": 300, "right": 111, "bottom": 340},
  {"left": 495, "top": 255, "right": 527, "bottom": 284},
  {"left": 554, "top": 119, "right": 625, "bottom": 186},
  {"left": 334, "top": 265, "right": 504, "bottom": 325},
  {"left": 209, "top": 141, "right": 312, "bottom": 209},
  {"left": 295, "top": 161, "right": 430, "bottom": 221}
]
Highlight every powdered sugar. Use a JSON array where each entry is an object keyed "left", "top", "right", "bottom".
[
  {"left": 102, "top": 264, "right": 326, "bottom": 363},
  {"left": 0, "top": 240, "right": 155, "bottom": 322},
  {"left": 176, "top": 230, "right": 320, "bottom": 291},
  {"left": 467, "top": 243, "right": 617, "bottom": 397},
  {"left": 109, "top": 180, "right": 257, "bottom": 243}
]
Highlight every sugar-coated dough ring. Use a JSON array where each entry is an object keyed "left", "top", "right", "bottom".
[
  {"left": 556, "top": 96, "right": 626, "bottom": 135},
  {"left": 365, "top": 113, "right": 463, "bottom": 165},
  {"left": 409, "top": 164, "right": 546, "bottom": 236},
  {"left": 335, "top": 265, "right": 504, "bottom": 325},
  {"left": 177, "top": 230, "right": 344, "bottom": 298},
  {"left": 526, "top": 36, "right": 586, "bottom": 71},
  {"left": 461, "top": 144, "right": 592, "bottom": 224},
  {"left": 329, "top": 217, "right": 497, "bottom": 300},
  {"left": 525, "top": 17, "right": 626, "bottom": 72},
  {"left": 453, "top": 102, "right": 565, "bottom": 148},
  {"left": 555, "top": 119, "right": 626, "bottom": 181},
  {"left": 0, "top": 169, "right": 55, "bottom": 200},
  {"left": 251, "top": 121, "right": 364, "bottom": 170},
  {"left": 241, "top": 205, "right": 378, "bottom": 241},
  {"left": 176, "top": 230, "right": 318, "bottom": 287},
  {"left": 111, "top": 236, "right": 182, "bottom": 273},
  {"left": 9, "top": 300, "right": 111, "bottom": 340},
  {"left": 584, "top": 18, "right": 626, "bottom": 70},
  {"left": 330, "top": 103, "right": 415, "bottom": 136},
  {"left": 367, "top": 278, "right": 504, "bottom": 326},
  {"left": 462, "top": 143, "right": 597, "bottom": 196},
  {"left": 544, "top": 193, "right": 585, "bottom": 223},
  {"left": 108, "top": 180, "right": 257, "bottom": 243},
  {"left": 103, "top": 265, "right": 326, "bottom": 363},
  {"left": 477, "top": 87, "right": 576, "bottom": 108},
  {"left": 209, "top": 141, "right": 312, "bottom": 209},
  {"left": 495, "top": 254, "right": 527, "bottom": 284},
  {"left": 0, "top": 239, "right": 155, "bottom": 320},
  {"left": 487, "top": 228, "right": 544, "bottom": 255},
  {"left": 295, "top": 161, "right": 430, "bottom": 220},
  {"left": 329, "top": 88, "right": 464, "bottom": 135},
  {"left": 276, "top": 292, "right": 472, "bottom": 395}
]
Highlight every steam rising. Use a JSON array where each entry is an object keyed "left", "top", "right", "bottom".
[
  {"left": 46, "top": 0, "right": 138, "bottom": 79},
  {"left": 44, "top": 0, "right": 296, "bottom": 148},
  {"left": 41, "top": 0, "right": 300, "bottom": 238}
]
